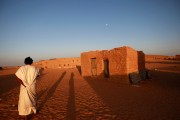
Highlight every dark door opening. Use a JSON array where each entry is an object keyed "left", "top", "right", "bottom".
[
  {"left": 104, "top": 60, "right": 109, "bottom": 78},
  {"left": 91, "top": 58, "right": 97, "bottom": 76}
]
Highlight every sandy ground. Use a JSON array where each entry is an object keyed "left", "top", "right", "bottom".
[{"left": 0, "top": 61, "right": 180, "bottom": 120}]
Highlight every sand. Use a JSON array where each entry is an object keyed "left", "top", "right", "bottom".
[{"left": 0, "top": 61, "right": 180, "bottom": 119}]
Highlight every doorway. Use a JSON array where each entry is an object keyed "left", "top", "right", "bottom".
[
  {"left": 104, "top": 60, "right": 109, "bottom": 78},
  {"left": 91, "top": 58, "right": 97, "bottom": 76}
]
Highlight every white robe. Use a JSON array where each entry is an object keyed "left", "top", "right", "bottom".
[{"left": 15, "top": 65, "right": 39, "bottom": 115}]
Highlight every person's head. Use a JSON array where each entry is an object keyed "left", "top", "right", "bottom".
[{"left": 24, "top": 57, "right": 33, "bottom": 65}]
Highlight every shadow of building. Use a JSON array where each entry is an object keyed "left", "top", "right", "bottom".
[{"left": 66, "top": 72, "right": 76, "bottom": 119}]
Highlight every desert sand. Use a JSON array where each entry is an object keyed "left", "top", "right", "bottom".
[{"left": 0, "top": 61, "right": 180, "bottom": 120}]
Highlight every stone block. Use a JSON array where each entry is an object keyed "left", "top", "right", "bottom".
[
  {"left": 129, "top": 72, "right": 141, "bottom": 84},
  {"left": 139, "top": 70, "right": 147, "bottom": 80}
]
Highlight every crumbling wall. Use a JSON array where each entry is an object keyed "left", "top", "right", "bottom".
[
  {"left": 176, "top": 55, "right": 180, "bottom": 60},
  {"left": 138, "top": 51, "right": 145, "bottom": 71},
  {"left": 127, "top": 49, "right": 146, "bottom": 84},
  {"left": 34, "top": 57, "right": 81, "bottom": 69},
  {"left": 81, "top": 46, "right": 146, "bottom": 84},
  {"left": 145, "top": 55, "right": 175, "bottom": 61},
  {"left": 109, "top": 46, "right": 146, "bottom": 84},
  {"left": 81, "top": 50, "right": 109, "bottom": 77},
  {"left": 81, "top": 51, "right": 97, "bottom": 76},
  {"left": 109, "top": 47, "right": 127, "bottom": 75},
  {"left": 96, "top": 50, "right": 109, "bottom": 77},
  {"left": 56, "top": 58, "right": 80, "bottom": 68},
  {"left": 126, "top": 47, "right": 138, "bottom": 73}
]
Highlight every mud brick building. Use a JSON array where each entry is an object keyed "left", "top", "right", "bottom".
[
  {"left": 33, "top": 57, "right": 80, "bottom": 69},
  {"left": 81, "top": 46, "right": 145, "bottom": 84},
  {"left": 145, "top": 55, "right": 175, "bottom": 61}
]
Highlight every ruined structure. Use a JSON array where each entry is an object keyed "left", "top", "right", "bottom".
[
  {"left": 176, "top": 55, "right": 180, "bottom": 60},
  {"left": 81, "top": 46, "right": 145, "bottom": 84},
  {"left": 145, "top": 55, "right": 175, "bottom": 61},
  {"left": 33, "top": 57, "right": 80, "bottom": 69}
]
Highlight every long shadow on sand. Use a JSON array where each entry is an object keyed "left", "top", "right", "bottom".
[
  {"left": 84, "top": 70, "right": 180, "bottom": 119},
  {"left": 66, "top": 72, "right": 76, "bottom": 119},
  {"left": 84, "top": 76, "right": 135, "bottom": 116},
  {"left": 36, "top": 69, "right": 49, "bottom": 80},
  {"left": 149, "top": 70, "right": 180, "bottom": 89},
  {"left": 38, "top": 71, "right": 66, "bottom": 111},
  {"left": 0, "top": 74, "right": 19, "bottom": 96}
]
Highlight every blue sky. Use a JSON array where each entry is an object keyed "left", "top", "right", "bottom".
[{"left": 0, "top": 0, "right": 180, "bottom": 66}]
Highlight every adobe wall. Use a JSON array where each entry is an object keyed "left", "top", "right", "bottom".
[
  {"left": 81, "top": 47, "right": 128, "bottom": 77},
  {"left": 96, "top": 50, "right": 109, "bottom": 77},
  {"left": 138, "top": 51, "right": 145, "bottom": 71},
  {"left": 108, "top": 47, "right": 127, "bottom": 75},
  {"left": 81, "top": 50, "right": 109, "bottom": 76},
  {"left": 108, "top": 47, "right": 130, "bottom": 84},
  {"left": 81, "top": 51, "right": 98, "bottom": 76},
  {"left": 176, "top": 55, "right": 180, "bottom": 60},
  {"left": 81, "top": 46, "right": 145, "bottom": 84},
  {"left": 33, "top": 57, "right": 80, "bottom": 69},
  {"left": 145, "top": 55, "right": 175, "bottom": 61},
  {"left": 126, "top": 47, "right": 138, "bottom": 73}
]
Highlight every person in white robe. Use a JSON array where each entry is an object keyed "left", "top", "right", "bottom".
[{"left": 15, "top": 57, "right": 39, "bottom": 118}]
